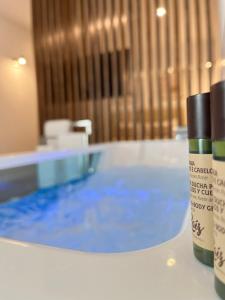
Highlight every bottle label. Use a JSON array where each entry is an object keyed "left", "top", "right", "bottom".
[
  {"left": 213, "top": 160, "right": 225, "bottom": 283},
  {"left": 189, "top": 154, "right": 213, "bottom": 251}
]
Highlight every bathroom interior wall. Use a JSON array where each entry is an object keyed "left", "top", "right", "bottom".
[
  {"left": 33, "top": 0, "right": 221, "bottom": 143},
  {"left": 0, "top": 10, "right": 38, "bottom": 154}
]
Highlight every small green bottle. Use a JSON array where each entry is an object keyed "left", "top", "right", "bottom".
[
  {"left": 187, "top": 92, "right": 214, "bottom": 267},
  {"left": 211, "top": 80, "right": 225, "bottom": 299}
]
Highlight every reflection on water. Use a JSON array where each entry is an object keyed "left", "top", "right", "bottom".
[
  {"left": 0, "top": 152, "right": 101, "bottom": 202},
  {"left": 37, "top": 153, "right": 101, "bottom": 188},
  {"left": 0, "top": 165, "right": 189, "bottom": 253}
]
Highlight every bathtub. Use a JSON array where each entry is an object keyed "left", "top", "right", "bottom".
[{"left": 0, "top": 141, "right": 217, "bottom": 299}]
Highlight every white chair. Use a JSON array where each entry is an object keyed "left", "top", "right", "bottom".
[
  {"left": 73, "top": 119, "right": 92, "bottom": 136},
  {"left": 38, "top": 119, "right": 92, "bottom": 151},
  {"left": 57, "top": 132, "right": 88, "bottom": 150},
  {"left": 44, "top": 119, "right": 72, "bottom": 148}
]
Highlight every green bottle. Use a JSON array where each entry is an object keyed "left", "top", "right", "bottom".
[
  {"left": 187, "top": 92, "right": 214, "bottom": 267},
  {"left": 211, "top": 80, "right": 225, "bottom": 299}
]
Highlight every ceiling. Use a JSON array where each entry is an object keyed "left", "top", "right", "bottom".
[{"left": 0, "top": 0, "right": 31, "bottom": 30}]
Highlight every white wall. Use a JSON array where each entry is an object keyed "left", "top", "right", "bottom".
[
  {"left": 219, "top": 0, "right": 225, "bottom": 44},
  {"left": 0, "top": 15, "right": 38, "bottom": 154}
]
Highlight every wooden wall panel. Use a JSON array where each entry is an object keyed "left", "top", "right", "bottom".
[{"left": 32, "top": 0, "right": 222, "bottom": 142}]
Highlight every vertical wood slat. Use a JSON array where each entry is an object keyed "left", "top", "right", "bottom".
[
  {"left": 95, "top": 0, "right": 107, "bottom": 142},
  {"left": 145, "top": 0, "right": 154, "bottom": 139},
  {"left": 189, "top": 0, "right": 200, "bottom": 95},
  {"left": 69, "top": 0, "right": 81, "bottom": 120},
  {"left": 116, "top": 0, "right": 126, "bottom": 140},
  {"left": 48, "top": 0, "right": 56, "bottom": 117},
  {"left": 177, "top": 0, "right": 188, "bottom": 125},
  {"left": 54, "top": 0, "right": 67, "bottom": 118},
  {"left": 208, "top": 0, "right": 221, "bottom": 84},
  {"left": 164, "top": 0, "right": 172, "bottom": 138},
  {"left": 33, "top": 0, "right": 222, "bottom": 141},
  {"left": 198, "top": 0, "right": 210, "bottom": 93},
  {"left": 120, "top": 0, "right": 129, "bottom": 140},
  {"left": 140, "top": 0, "right": 150, "bottom": 139},
  {"left": 185, "top": 0, "right": 191, "bottom": 97},
  {"left": 32, "top": 1, "right": 41, "bottom": 121},
  {"left": 174, "top": 0, "right": 182, "bottom": 127},
  {"left": 41, "top": 0, "right": 54, "bottom": 120},
  {"left": 102, "top": 0, "right": 112, "bottom": 142},
  {"left": 156, "top": 0, "right": 164, "bottom": 138},
  {"left": 80, "top": 1, "right": 98, "bottom": 141},
  {"left": 32, "top": 0, "right": 46, "bottom": 133},
  {"left": 149, "top": 0, "right": 160, "bottom": 138},
  {"left": 130, "top": 0, "right": 145, "bottom": 140},
  {"left": 99, "top": 0, "right": 110, "bottom": 142},
  {"left": 158, "top": 0, "right": 170, "bottom": 138},
  {"left": 124, "top": 0, "right": 134, "bottom": 140},
  {"left": 66, "top": 0, "right": 76, "bottom": 121},
  {"left": 61, "top": 0, "right": 74, "bottom": 119},
  {"left": 104, "top": 0, "right": 115, "bottom": 141},
  {"left": 128, "top": 0, "right": 136, "bottom": 140},
  {"left": 136, "top": 0, "right": 145, "bottom": 139},
  {"left": 77, "top": 0, "right": 88, "bottom": 121},
  {"left": 131, "top": 0, "right": 143, "bottom": 140},
  {"left": 110, "top": 0, "right": 120, "bottom": 139},
  {"left": 206, "top": 0, "right": 213, "bottom": 86},
  {"left": 195, "top": 0, "right": 202, "bottom": 92},
  {"left": 106, "top": 0, "right": 119, "bottom": 141},
  {"left": 89, "top": 0, "right": 102, "bottom": 142}
]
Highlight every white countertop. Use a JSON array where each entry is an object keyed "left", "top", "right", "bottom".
[{"left": 0, "top": 141, "right": 219, "bottom": 299}]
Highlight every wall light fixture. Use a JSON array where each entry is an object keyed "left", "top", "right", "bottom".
[
  {"left": 205, "top": 61, "right": 212, "bottom": 69},
  {"left": 156, "top": 7, "right": 167, "bottom": 17},
  {"left": 17, "top": 56, "right": 27, "bottom": 66}
]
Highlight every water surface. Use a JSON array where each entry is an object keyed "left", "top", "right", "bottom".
[{"left": 0, "top": 164, "right": 189, "bottom": 252}]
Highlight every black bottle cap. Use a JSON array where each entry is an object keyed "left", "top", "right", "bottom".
[
  {"left": 211, "top": 80, "right": 225, "bottom": 141},
  {"left": 187, "top": 92, "right": 211, "bottom": 139}
]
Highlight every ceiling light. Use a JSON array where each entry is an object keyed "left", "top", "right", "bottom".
[{"left": 156, "top": 7, "right": 167, "bottom": 17}]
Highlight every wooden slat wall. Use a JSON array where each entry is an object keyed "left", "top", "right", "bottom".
[{"left": 32, "top": 0, "right": 221, "bottom": 142}]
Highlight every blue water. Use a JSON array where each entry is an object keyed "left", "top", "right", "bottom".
[{"left": 0, "top": 166, "right": 189, "bottom": 252}]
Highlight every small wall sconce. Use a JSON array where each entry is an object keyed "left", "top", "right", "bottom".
[
  {"left": 15, "top": 56, "right": 27, "bottom": 66},
  {"left": 156, "top": 7, "right": 167, "bottom": 17},
  {"left": 205, "top": 61, "right": 212, "bottom": 69}
]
